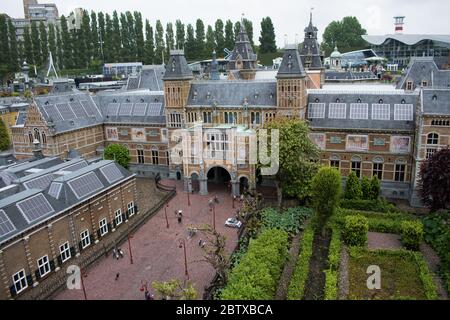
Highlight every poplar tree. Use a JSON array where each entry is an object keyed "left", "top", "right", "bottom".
[
  {"left": 47, "top": 23, "right": 57, "bottom": 67},
  {"left": 134, "top": 12, "right": 145, "bottom": 62},
  {"left": 125, "top": 11, "right": 136, "bottom": 60},
  {"left": 30, "top": 21, "right": 41, "bottom": 65},
  {"left": 144, "top": 20, "right": 154, "bottom": 65},
  {"left": 98, "top": 12, "right": 106, "bottom": 62},
  {"left": 243, "top": 18, "right": 254, "bottom": 48},
  {"left": 205, "top": 25, "right": 215, "bottom": 58},
  {"left": 112, "top": 11, "right": 121, "bottom": 62},
  {"left": 184, "top": 24, "right": 195, "bottom": 61},
  {"left": 214, "top": 19, "right": 225, "bottom": 57},
  {"left": 165, "top": 22, "right": 175, "bottom": 57},
  {"left": 104, "top": 13, "right": 113, "bottom": 62},
  {"left": 154, "top": 20, "right": 165, "bottom": 64},
  {"left": 175, "top": 20, "right": 185, "bottom": 50},
  {"left": 0, "top": 15, "right": 9, "bottom": 76},
  {"left": 119, "top": 13, "right": 129, "bottom": 61},
  {"left": 23, "top": 26, "right": 33, "bottom": 65},
  {"left": 55, "top": 25, "right": 63, "bottom": 69},
  {"left": 259, "top": 17, "right": 277, "bottom": 53},
  {"left": 8, "top": 19, "right": 19, "bottom": 72},
  {"left": 60, "top": 15, "right": 73, "bottom": 69},
  {"left": 90, "top": 11, "right": 99, "bottom": 61},
  {"left": 39, "top": 21, "right": 48, "bottom": 65},
  {"left": 224, "top": 20, "right": 234, "bottom": 51},
  {"left": 195, "top": 19, "right": 205, "bottom": 60}
]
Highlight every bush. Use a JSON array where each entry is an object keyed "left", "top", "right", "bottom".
[
  {"left": 104, "top": 144, "right": 131, "bottom": 169},
  {"left": 0, "top": 118, "right": 10, "bottom": 151},
  {"left": 342, "top": 215, "right": 368, "bottom": 246},
  {"left": 361, "top": 176, "right": 371, "bottom": 200},
  {"left": 324, "top": 224, "right": 342, "bottom": 300},
  {"left": 260, "top": 207, "right": 313, "bottom": 235},
  {"left": 287, "top": 223, "right": 315, "bottom": 300},
  {"left": 370, "top": 176, "right": 381, "bottom": 200},
  {"left": 344, "top": 172, "right": 362, "bottom": 200},
  {"left": 221, "top": 228, "right": 289, "bottom": 300},
  {"left": 340, "top": 199, "right": 396, "bottom": 213},
  {"left": 400, "top": 220, "right": 424, "bottom": 251}
]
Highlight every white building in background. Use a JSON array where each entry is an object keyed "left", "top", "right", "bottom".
[{"left": 67, "top": 8, "right": 84, "bottom": 31}]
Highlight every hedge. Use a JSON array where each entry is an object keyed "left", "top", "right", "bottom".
[
  {"left": 340, "top": 199, "right": 396, "bottom": 213},
  {"left": 400, "top": 220, "right": 424, "bottom": 251},
  {"left": 342, "top": 215, "right": 368, "bottom": 247},
  {"left": 324, "top": 224, "right": 342, "bottom": 300},
  {"left": 221, "top": 228, "right": 289, "bottom": 300},
  {"left": 412, "top": 251, "right": 439, "bottom": 300},
  {"left": 287, "top": 222, "right": 315, "bottom": 300}
]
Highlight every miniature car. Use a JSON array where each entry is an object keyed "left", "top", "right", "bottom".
[{"left": 225, "top": 218, "right": 242, "bottom": 228}]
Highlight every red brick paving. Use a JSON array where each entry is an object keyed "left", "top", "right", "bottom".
[{"left": 53, "top": 180, "right": 241, "bottom": 300}]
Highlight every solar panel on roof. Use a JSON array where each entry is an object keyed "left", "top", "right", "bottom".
[
  {"left": 56, "top": 103, "right": 76, "bottom": 120},
  {"left": 80, "top": 100, "right": 100, "bottom": 117},
  {"left": 43, "top": 105, "right": 63, "bottom": 122},
  {"left": 118, "top": 103, "right": 133, "bottom": 116},
  {"left": 63, "top": 161, "right": 88, "bottom": 172},
  {"left": 147, "top": 103, "right": 163, "bottom": 116},
  {"left": 48, "top": 182, "right": 62, "bottom": 199},
  {"left": 16, "top": 193, "right": 55, "bottom": 224},
  {"left": 107, "top": 103, "right": 120, "bottom": 116},
  {"left": 68, "top": 172, "right": 104, "bottom": 199},
  {"left": 0, "top": 209, "right": 16, "bottom": 237},
  {"left": 23, "top": 174, "right": 54, "bottom": 190},
  {"left": 132, "top": 103, "right": 148, "bottom": 116},
  {"left": 70, "top": 102, "right": 88, "bottom": 118},
  {"left": 99, "top": 163, "right": 124, "bottom": 183}
]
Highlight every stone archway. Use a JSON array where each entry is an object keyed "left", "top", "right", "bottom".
[
  {"left": 201, "top": 166, "right": 232, "bottom": 195},
  {"left": 191, "top": 172, "right": 200, "bottom": 193},
  {"left": 239, "top": 176, "right": 249, "bottom": 195}
]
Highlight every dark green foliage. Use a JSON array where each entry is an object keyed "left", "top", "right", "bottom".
[
  {"left": 205, "top": 25, "right": 215, "bottom": 57},
  {"left": 60, "top": 15, "right": 73, "bottom": 69},
  {"left": 224, "top": 20, "right": 234, "bottom": 51},
  {"left": 195, "top": 19, "right": 205, "bottom": 60},
  {"left": 144, "top": 20, "right": 154, "bottom": 65},
  {"left": 243, "top": 18, "right": 254, "bottom": 48},
  {"left": 0, "top": 15, "right": 10, "bottom": 78},
  {"left": 221, "top": 228, "right": 289, "bottom": 300},
  {"left": 47, "top": 23, "right": 57, "bottom": 66},
  {"left": 30, "top": 22, "right": 41, "bottom": 65},
  {"left": 311, "top": 167, "right": 342, "bottom": 229},
  {"left": 324, "top": 224, "right": 341, "bottom": 300},
  {"left": 361, "top": 176, "right": 371, "bottom": 200},
  {"left": 90, "top": 12, "right": 100, "bottom": 60},
  {"left": 340, "top": 198, "right": 396, "bottom": 213},
  {"left": 400, "top": 220, "right": 424, "bottom": 251},
  {"left": 342, "top": 214, "right": 368, "bottom": 246},
  {"left": 23, "top": 26, "right": 33, "bottom": 66},
  {"left": 7, "top": 19, "right": 19, "bottom": 72},
  {"left": 112, "top": 11, "right": 121, "bottom": 62},
  {"left": 165, "top": 22, "right": 175, "bottom": 58},
  {"left": 259, "top": 17, "right": 277, "bottom": 53},
  {"left": 39, "top": 22, "right": 48, "bottom": 67},
  {"left": 214, "top": 19, "right": 225, "bottom": 57},
  {"left": 184, "top": 24, "right": 196, "bottom": 61},
  {"left": 370, "top": 176, "right": 381, "bottom": 200},
  {"left": 175, "top": 20, "right": 185, "bottom": 50},
  {"left": 104, "top": 144, "right": 131, "bottom": 169},
  {"left": 260, "top": 207, "right": 313, "bottom": 235},
  {"left": 154, "top": 20, "right": 165, "bottom": 64},
  {"left": 344, "top": 171, "right": 362, "bottom": 200},
  {"left": 0, "top": 118, "right": 10, "bottom": 150}
]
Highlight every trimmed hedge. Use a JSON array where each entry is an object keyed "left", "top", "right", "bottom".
[
  {"left": 287, "top": 222, "right": 315, "bottom": 300},
  {"left": 340, "top": 199, "right": 396, "bottom": 213},
  {"left": 412, "top": 251, "right": 439, "bottom": 300},
  {"left": 221, "top": 228, "right": 289, "bottom": 300},
  {"left": 342, "top": 215, "right": 368, "bottom": 247},
  {"left": 324, "top": 224, "right": 342, "bottom": 300},
  {"left": 400, "top": 220, "right": 424, "bottom": 251}
]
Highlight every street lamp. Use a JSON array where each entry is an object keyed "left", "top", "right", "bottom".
[
  {"left": 80, "top": 268, "right": 88, "bottom": 300},
  {"left": 128, "top": 234, "right": 134, "bottom": 264},
  {"left": 209, "top": 197, "right": 217, "bottom": 230},
  {"left": 164, "top": 204, "right": 170, "bottom": 229},
  {"left": 178, "top": 239, "right": 189, "bottom": 279}
]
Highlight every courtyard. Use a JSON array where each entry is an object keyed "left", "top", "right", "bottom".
[{"left": 53, "top": 179, "right": 241, "bottom": 300}]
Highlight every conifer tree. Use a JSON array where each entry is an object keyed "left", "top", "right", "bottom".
[
  {"left": 134, "top": 12, "right": 145, "bottom": 62},
  {"left": 55, "top": 25, "right": 63, "bottom": 69},
  {"left": 154, "top": 20, "right": 165, "bottom": 64},
  {"left": 224, "top": 20, "right": 234, "bottom": 51},
  {"left": 7, "top": 19, "right": 19, "bottom": 72},
  {"left": 144, "top": 20, "right": 154, "bottom": 65},
  {"left": 184, "top": 24, "right": 195, "bottom": 61},
  {"left": 90, "top": 11, "right": 99, "bottom": 61},
  {"left": 30, "top": 21, "right": 41, "bottom": 66},
  {"left": 112, "top": 11, "right": 121, "bottom": 62},
  {"left": 205, "top": 25, "right": 215, "bottom": 58},
  {"left": 23, "top": 26, "right": 33, "bottom": 65},
  {"left": 195, "top": 19, "right": 205, "bottom": 60},
  {"left": 175, "top": 20, "right": 185, "bottom": 50},
  {"left": 98, "top": 12, "right": 106, "bottom": 62},
  {"left": 259, "top": 17, "right": 277, "bottom": 53},
  {"left": 60, "top": 15, "right": 73, "bottom": 69},
  {"left": 119, "top": 13, "right": 129, "bottom": 61},
  {"left": 214, "top": 19, "right": 225, "bottom": 57},
  {"left": 47, "top": 23, "right": 57, "bottom": 67},
  {"left": 165, "top": 22, "right": 175, "bottom": 57},
  {"left": 39, "top": 21, "right": 48, "bottom": 65},
  {"left": 104, "top": 13, "right": 113, "bottom": 62}
]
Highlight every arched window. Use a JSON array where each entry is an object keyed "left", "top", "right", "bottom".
[
  {"left": 351, "top": 155, "right": 362, "bottom": 178},
  {"left": 34, "top": 128, "right": 40, "bottom": 142},
  {"left": 42, "top": 133, "right": 47, "bottom": 145},
  {"left": 28, "top": 131, "right": 33, "bottom": 144},
  {"left": 372, "top": 157, "right": 384, "bottom": 180},
  {"left": 427, "top": 133, "right": 439, "bottom": 145},
  {"left": 151, "top": 146, "right": 159, "bottom": 165}
]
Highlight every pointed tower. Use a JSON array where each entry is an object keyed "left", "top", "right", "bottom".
[
  {"left": 276, "top": 45, "right": 308, "bottom": 118},
  {"left": 210, "top": 50, "right": 220, "bottom": 80},
  {"left": 299, "top": 11, "right": 325, "bottom": 88},
  {"left": 227, "top": 20, "right": 257, "bottom": 80}
]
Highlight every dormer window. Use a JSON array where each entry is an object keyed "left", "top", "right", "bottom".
[
  {"left": 421, "top": 80, "right": 428, "bottom": 87},
  {"left": 406, "top": 81, "right": 413, "bottom": 91},
  {"left": 336, "top": 98, "right": 340, "bottom": 103},
  {"left": 193, "top": 90, "right": 198, "bottom": 100},
  {"left": 315, "top": 98, "right": 320, "bottom": 103},
  {"left": 45, "top": 101, "right": 49, "bottom": 105},
  {"left": 70, "top": 98, "right": 74, "bottom": 102},
  {"left": 126, "top": 99, "right": 130, "bottom": 103},
  {"left": 357, "top": 98, "right": 361, "bottom": 103},
  {"left": 254, "top": 92, "right": 259, "bottom": 100},
  {"left": 432, "top": 95, "right": 437, "bottom": 101},
  {"left": 269, "top": 93, "right": 274, "bottom": 99},
  {"left": 140, "top": 98, "right": 144, "bottom": 103},
  {"left": 154, "top": 98, "right": 159, "bottom": 102},
  {"left": 401, "top": 99, "right": 406, "bottom": 104},
  {"left": 113, "top": 99, "right": 117, "bottom": 103},
  {"left": 379, "top": 99, "right": 383, "bottom": 104},
  {"left": 206, "top": 92, "right": 211, "bottom": 99}
]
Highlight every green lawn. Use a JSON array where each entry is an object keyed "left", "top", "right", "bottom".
[{"left": 348, "top": 248, "right": 436, "bottom": 300}]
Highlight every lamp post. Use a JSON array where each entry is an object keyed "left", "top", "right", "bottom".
[
  {"left": 128, "top": 234, "right": 134, "bottom": 264},
  {"left": 80, "top": 269, "right": 87, "bottom": 300},
  {"left": 164, "top": 204, "right": 170, "bottom": 229},
  {"left": 209, "top": 197, "right": 216, "bottom": 230},
  {"left": 178, "top": 239, "right": 189, "bottom": 279}
]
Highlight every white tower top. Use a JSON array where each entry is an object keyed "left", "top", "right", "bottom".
[{"left": 394, "top": 16, "right": 405, "bottom": 34}]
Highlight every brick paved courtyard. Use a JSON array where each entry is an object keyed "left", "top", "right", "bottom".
[{"left": 53, "top": 179, "right": 241, "bottom": 300}]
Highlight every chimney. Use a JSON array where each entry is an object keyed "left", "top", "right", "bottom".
[{"left": 394, "top": 16, "right": 405, "bottom": 34}]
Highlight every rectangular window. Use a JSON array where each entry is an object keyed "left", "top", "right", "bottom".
[
  {"left": 12, "top": 269, "right": 27, "bottom": 294},
  {"left": 152, "top": 149, "right": 159, "bottom": 165},
  {"left": 80, "top": 230, "right": 91, "bottom": 249},
  {"left": 328, "top": 103, "right": 346, "bottom": 119},
  {"left": 330, "top": 160, "right": 340, "bottom": 170},
  {"left": 426, "top": 148, "right": 436, "bottom": 160},
  {"left": 251, "top": 112, "right": 261, "bottom": 125},
  {"left": 406, "top": 81, "right": 413, "bottom": 91},
  {"left": 351, "top": 161, "right": 361, "bottom": 178},
  {"left": 115, "top": 209, "right": 123, "bottom": 226},
  {"left": 161, "top": 129, "right": 168, "bottom": 142},
  {"left": 350, "top": 103, "right": 369, "bottom": 119},
  {"left": 99, "top": 218, "right": 108, "bottom": 236},
  {"left": 137, "top": 149, "right": 145, "bottom": 164},
  {"left": 395, "top": 164, "right": 406, "bottom": 182},
  {"left": 308, "top": 103, "right": 326, "bottom": 118},
  {"left": 203, "top": 112, "right": 212, "bottom": 124},
  {"left": 168, "top": 113, "right": 182, "bottom": 128},
  {"left": 59, "top": 242, "right": 71, "bottom": 263},
  {"left": 394, "top": 104, "right": 413, "bottom": 121},
  {"left": 373, "top": 163, "right": 383, "bottom": 180},
  {"left": 127, "top": 202, "right": 135, "bottom": 217},
  {"left": 37, "top": 255, "right": 51, "bottom": 278},
  {"left": 372, "top": 104, "right": 390, "bottom": 120}
]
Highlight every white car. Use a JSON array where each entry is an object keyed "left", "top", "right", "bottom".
[{"left": 225, "top": 218, "right": 242, "bottom": 228}]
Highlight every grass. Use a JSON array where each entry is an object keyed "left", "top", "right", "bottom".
[{"left": 347, "top": 248, "right": 438, "bottom": 300}]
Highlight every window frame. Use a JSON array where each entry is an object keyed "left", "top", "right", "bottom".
[
  {"left": 12, "top": 269, "right": 27, "bottom": 294},
  {"left": 59, "top": 241, "right": 71, "bottom": 263},
  {"left": 127, "top": 202, "right": 135, "bottom": 217},
  {"left": 99, "top": 218, "right": 108, "bottom": 237},
  {"left": 80, "top": 229, "right": 91, "bottom": 249},
  {"left": 37, "top": 255, "right": 51, "bottom": 278},
  {"left": 115, "top": 209, "right": 123, "bottom": 226}
]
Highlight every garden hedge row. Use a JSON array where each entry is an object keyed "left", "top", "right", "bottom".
[{"left": 324, "top": 224, "right": 342, "bottom": 300}]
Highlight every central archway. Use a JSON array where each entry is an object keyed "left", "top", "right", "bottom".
[{"left": 206, "top": 166, "right": 231, "bottom": 194}]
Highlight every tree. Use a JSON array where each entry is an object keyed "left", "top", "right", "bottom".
[
  {"left": 0, "top": 118, "right": 10, "bottom": 151},
  {"left": 8, "top": 19, "right": 19, "bottom": 72},
  {"left": 39, "top": 21, "right": 48, "bottom": 65},
  {"left": 370, "top": 176, "right": 381, "bottom": 200},
  {"left": 55, "top": 25, "right": 63, "bottom": 69},
  {"left": 243, "top": 18, "right": 254, "bottom": 48},
  {"left": 259, "top": 17, "right": 276, "bottom": 54},
  {"left": 263, "top": 118, "right": 320, "bottom": 206},
  {"left": 90, "top": 11, "right": 99, "bottom": 61},
  {"left": 224, "top": 20, "right": 234, "bottom": 51},
  {"left": 205, "top": 25, "right": 215, "bottom": 57},
  {"left": 119, "top": 13, "right": 129, "bottom": 62},
  {"left": 165, "top": 22, "right": 175, "bottom": 58},
  {"left": 23, "top": 26, "right": 33, "bottom": 66},
  {"left": 60, "top": 15, "right": 73, "bottom": 69},
  {"left": 97, "top": 12, "right": 106, "bottom": 61},
  {"left": 144, "top": 20, "right": 154, "bottom": 65},
  {"left": 152, "top": 279, "right": 197, "bottom": 300},
  {"left": 111, "top": 11, "right": 121, "bottom": 62},
  {"left": 154, "top": 20, "right": 165, "bottom": 64},
  {"left": 361, "top": 176, "right": 371, "bottom": 200},
  {"left": 184, "top": 24, "right": 195, "bottom": 61},
  {"left": 175, "top": 20, "right": 185, "bottom": 50},
  {"left": 195, "top": 19, "right": 205, "bottom": 60},
  {"left": 214, "top": 19, "right": 225, "bottom": 57},
  {"left": 30, "top": 21, "right": 41, "bottom": 66},
  {"left": 419, "top": 148, "right": 450, "bottom": 211},
  {"left": 344, "top": 171, "right": 362, "bottom": 200},
  {"left": 311, "top": 167, "right": 342, "bottom": 232},
  {"left": 47, "top": 23, "right": 57, "bottom": 67},
  {"left": 0, "top": 15, "right": 11, "bottom": 78},
  {"left": 104, "top": 13, "right": 114, "bottom": 62},
  {"left": 104, "top": 144, "right": 131, "bottom": 169},
  {"left": 134, "top": 12, "right": 144, "bottom": 62},
  {"left": 321, "top": 16, "right": 367, "bottom": 57},
  {"left": 81, "top": 10, "right": 91, "bottom": 65},
  {"left": 125, "top": 11, "right": 137, "bottom": 60}
]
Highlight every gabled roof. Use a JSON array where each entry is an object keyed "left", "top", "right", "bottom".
[
  {"left": 397, "top": 57, "right": 450, "bottom": 89},
  {"left": 277, "top": 46, "right": 306, "bottom": 79},
  {"left": 163, "top": 50, "right": 193, "bottom": 81}
]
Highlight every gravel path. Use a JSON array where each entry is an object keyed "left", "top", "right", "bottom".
[
  {"left": 420, "top": 243, "right": 449, "bottom": 300},
  {"left": 368, "top": 232, "right": 402, "bottom": 250},
  {"left": 338, "top": 245, "right": 349, "bottom": 300},
  {"left": 275, "top": 233, "right": 302, "bottom": 300}
]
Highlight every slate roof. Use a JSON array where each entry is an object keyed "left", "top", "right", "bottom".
[
  {"left": 397, "top": 57, "right": 450, "bottom": 89},
  {"left": 126, "top": 65, "right": 165, "bottom": 91},
  {"left": 325, "top": 71, "right": 378, "bottom": 81},
  {"left": 163, "top": 50, "right": 193, "bottom": 81},
  {"left": 276, "top": 46, "right": 307, "bottom": 79},
  {"left": 0, "top": 160, "right": 134, "bottom": 245},
  {"left": 299, "top": 14, "right": 323, "bottom": 70},
  {"left": 4, "top": 157, "right": 62, "bottom": 178},
  {"left": 307, "top": 90, "right": 419, "bottom": 131},
  {"left": 186, "top": 81, "right": 277, "bottom": 107},
  {"left": 422, "top": 88, "right": 450, "bottom": 115},
  {"left": 228, "top": 22, "right": 257, "bottom": 71}
]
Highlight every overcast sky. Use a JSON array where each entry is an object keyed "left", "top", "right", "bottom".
[{"left": 2, "top": 0, "right": 449, "bottom": 47}]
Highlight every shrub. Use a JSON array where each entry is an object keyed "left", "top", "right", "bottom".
[
  {"left": 260, "top": 207, "right": 313, "bottom": 235},
  {"left": 361, "top": 176, "right": 371, "bottom": 200},
  {"left": 221, "top": 228, "right": 289, "bottom": 300},
  {"left": 340, "top": 199, "right": 396, "bottom": 213},
  {"left": 400, "top": 220, "right": 424, "bottom": 251},
  {"left": 344, "top": 172, "right": 362, "bottom": 200},
  {"left": 342, "top": 215, "right": 368, "bottom": 246},
  {"left": 0, "top": 118, "right": 10, "bottom": 151},
  {"left": 370, "top": 176, "right": 381, "bottom": 200},
  {"left": 104, "top": 144, "right": 131, "bottom": 169},
  {"left": 324, "top": 224, "right": 341, "bottom": 300},
  {"left": 287, "top": 223, "right": 315, "bottom": 300}
]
